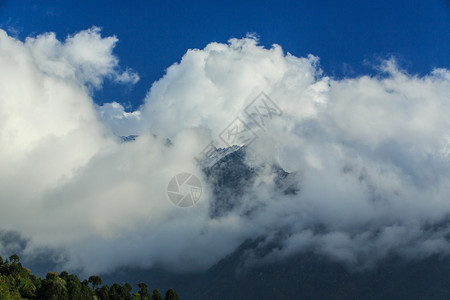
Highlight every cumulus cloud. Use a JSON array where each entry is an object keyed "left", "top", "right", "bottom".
[
  {"left": 96, "top": 102, "right": 141, "bottom": 137},
  {"left": 23, "top": 26, "right": 139, "bottom": 88},
  {"left": 1, "top": 28, "right": 450, "bottom": 275}
]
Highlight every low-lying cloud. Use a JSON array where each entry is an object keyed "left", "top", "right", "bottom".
[{"left": 1, "top": 27, "right": 450, "bottom": 275}]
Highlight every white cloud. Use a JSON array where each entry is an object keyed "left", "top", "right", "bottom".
[
  {"left": 96, "top": 102, "right": 141, "bottom": 136},
  {"left": 1, "top": 28, "right": 450, "bottom": 275},
  {"left": 23, "top": 26, "right": 139, "bottom": 89}
]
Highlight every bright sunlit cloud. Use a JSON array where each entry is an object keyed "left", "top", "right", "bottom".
[{"left": 1, "top": 28, "right": 450, "bottom": 275}]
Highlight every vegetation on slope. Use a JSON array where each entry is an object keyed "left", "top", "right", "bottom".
[{"left": 0, "top": 254, "right": 179, "bottom": 300}]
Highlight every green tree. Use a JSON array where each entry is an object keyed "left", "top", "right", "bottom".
[
  {"left": 137, "top": 282, "right": 151, "bottom": 300},
  {"left": 0, "top": 256, "right": 177, "bottom": 300},
  {"left": 96, "top": 284, "right": 110, "bottom": 300},
  {"left": 16, "top": 276, "right": 36, "bottom": 298},
  {"left": 0, "top": 275, "right": 11, "bottom": 300},
  {"left": 163, "top": 288, "right": 179, "bottom": 300},
  {"left": 81, "top": 279, "right": 94, "bottom": 300},
  {"left": 37, "top": 272, "right": 69, "bottom": 300},
  {"left": 66, "top": 274, "right": 83, "bottom": 300},
  {"left": 59, "top": 271, "right": 69, "bottom": 281},
  {"left": 88, "top": 275, "right": 102, "bottom": 290},
  {"left": 109, "top": 283, "right": 123, "bottom": 300},
  {"left": 133, "top": 293, "right": 142, "bottom": 300},
  {"left": 152, "top": 289, "right": 162, "bottom": 300},
  {"left": 123, "top": 282, "right": 132, "bottom": 300},
  {"left": 8, "top": 255, "right": 19, "bottom": 264},
  {"left": 46, "top": 272, "right": 59, "bottom": 280}
]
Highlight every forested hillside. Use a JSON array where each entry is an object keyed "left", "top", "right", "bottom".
[{"left": 0, "top": 255, "right": 179, "bottom": 300}]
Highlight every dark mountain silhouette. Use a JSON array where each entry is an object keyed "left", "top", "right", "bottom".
[{"left": 101, "top": 146, "right": 450, "bottom": 299}]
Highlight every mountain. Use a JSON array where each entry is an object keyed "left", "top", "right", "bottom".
[
  {"left": 203, "top": 145, "right": 298, "bottom": 218},
  {"left": 100, "top": 145, "right": 450, "bottom": 299},
  {"left": 101, "top": 240, "right": 450, "bottom": 299}
]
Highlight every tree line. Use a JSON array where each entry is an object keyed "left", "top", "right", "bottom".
[{"left": 0, "top": 254, "right": 179, "bottom": 300}]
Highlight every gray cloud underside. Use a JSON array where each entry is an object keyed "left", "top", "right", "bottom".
[{"left": 1, "top": 28, "right": 450, "bottom": 274}]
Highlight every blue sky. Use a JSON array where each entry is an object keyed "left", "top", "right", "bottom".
[{"left": 1, "top": 0, "right": 449, "bottom": 110}]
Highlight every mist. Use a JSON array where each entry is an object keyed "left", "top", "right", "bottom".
[{"left": 1, "top": 28, "right": 450, "bottom": 275}]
